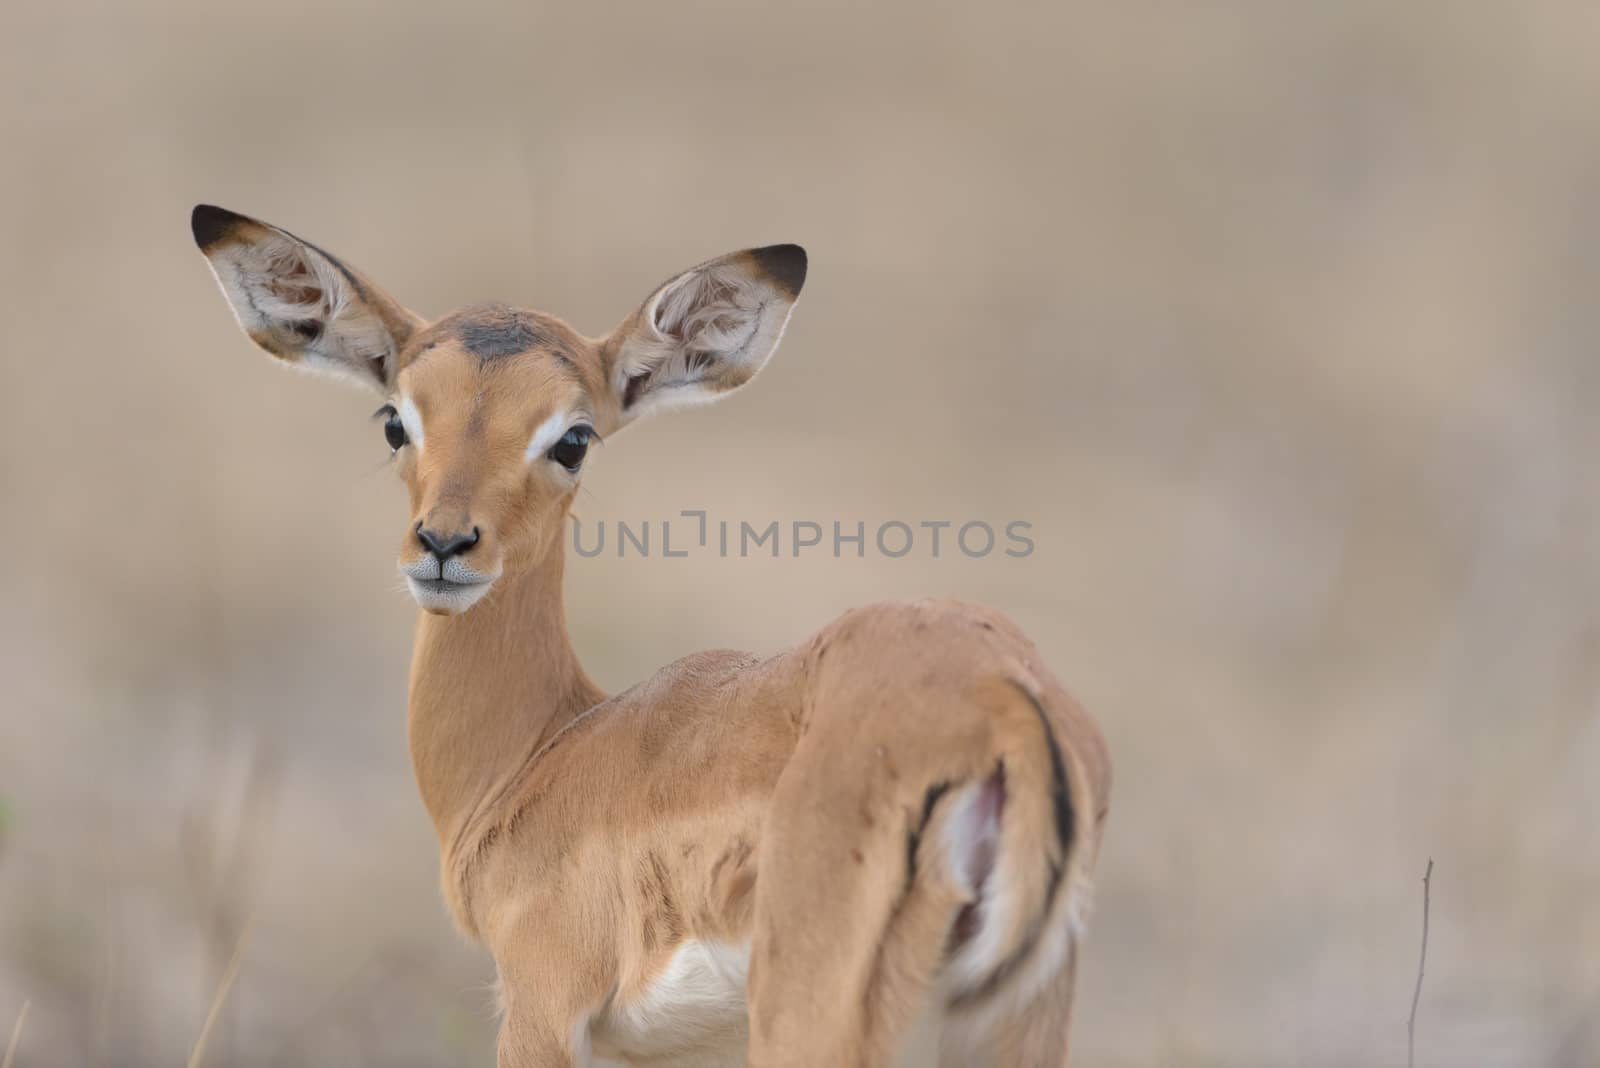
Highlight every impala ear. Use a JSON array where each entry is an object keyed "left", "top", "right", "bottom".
[
  {"left": 190, "top": 204, "right": 423, "bottom": 391},
  {"left": 600, "top": 244, "right": 806, "bottom": 431}
]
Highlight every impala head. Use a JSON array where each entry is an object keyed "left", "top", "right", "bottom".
[{"left": 191, "top": 205, "right": 805, "bottom": 615}]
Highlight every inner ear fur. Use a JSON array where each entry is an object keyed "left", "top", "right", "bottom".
[
  {"left": 191, "top": 204, "right": 423, "bottom": 390},
  {"left": 603, "top": 244, "right": 806, "bottom": 428}
]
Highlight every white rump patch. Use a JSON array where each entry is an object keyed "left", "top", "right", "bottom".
[
  {"left": 942, "top": 773, "right": 1004, "bottom": 898},
  {"left": 939, "top": 774, "right": 1017, "bottom": 1002}
]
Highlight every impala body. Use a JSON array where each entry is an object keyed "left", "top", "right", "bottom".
[{"left": 192, "top": 205, "right": 1110, "bottom": 1067}]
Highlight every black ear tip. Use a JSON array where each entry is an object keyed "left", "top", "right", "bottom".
[
  {"left": 750, "top": 243, "right": 808, "bottom": 298},
  {"left": 191, "top": 203, "right": 246, "bottom": 250}
]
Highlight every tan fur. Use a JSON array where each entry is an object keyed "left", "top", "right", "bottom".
[{"left": 193, "top": 207, "right": 1111, "bottom": 1067}]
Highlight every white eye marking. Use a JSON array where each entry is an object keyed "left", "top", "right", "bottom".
[
  {"left": 398, "top": 395, "right": 426, "bottom": 451},
  {"left": 525, "top": 410, "right": 570, "bottom": 463}
]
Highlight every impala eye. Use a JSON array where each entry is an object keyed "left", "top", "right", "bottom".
[
  {"left": 548, "top": 425, "right": 593, "bottom": 472},
  {"left": 375, "top": 404, "right": 407, "bottom": 452}
]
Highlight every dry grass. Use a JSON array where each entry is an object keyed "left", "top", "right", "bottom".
[
  {"left": 186, "top": 920, "right": 252, "bottom": 1068},
  {"left": 2, "top": 1000, "right": 28, "bottom": 1068},
  {"left": 1409, "top": 860, "right": 1434, "bottom": 1068}
]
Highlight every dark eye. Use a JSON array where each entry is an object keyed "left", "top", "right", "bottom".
[
  {"left": 548, "top": 425, "right": 592, "bottom": 472},
  {"left": 375, "top": 404, "right": 407, "bottom": 451}
]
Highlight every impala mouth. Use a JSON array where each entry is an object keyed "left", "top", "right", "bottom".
[
  {"left": 401, "top": 559, "right": 499, "bottom": 615},
  {"left": 406, "top": 574, "right": 494, "bottom": 614}
]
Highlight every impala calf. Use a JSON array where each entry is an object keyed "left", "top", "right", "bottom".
[{"left": 191, "top": 205, "right": 1111, "bottom": 1067}]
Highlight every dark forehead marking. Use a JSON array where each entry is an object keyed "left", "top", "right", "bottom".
[
  {"left": 456, "top": 304, "right": 548, "bottom": 360},
  {"left": 402, "top": 304, "right": 585, "bottom": 381}
]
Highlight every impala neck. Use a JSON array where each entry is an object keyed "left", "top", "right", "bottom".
[{"left": 406, "top": 531, "right": 605, "bottom": 856}]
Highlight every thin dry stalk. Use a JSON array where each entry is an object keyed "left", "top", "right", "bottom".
[
  {"left": 181, "top": 733, "right": 280, "bottom": 1063},
  {"left": 187, "top": 918, "right": 253, "bottom": 1068},
  {"left": 2, "top": 1000, "right": 30, "bottom": 1068},
  {"left": 1408, "top": 858, "right": 1433, "bottom": 1068}
]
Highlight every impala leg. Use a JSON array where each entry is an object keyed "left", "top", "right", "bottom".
[
  {"left": 744, "top": 735, "right": 968, "bottom": 1068},
  {"left": 746, "top": 863, "right": 962, "bottom": 1068},
  {"left": 491, "top": 914, "right": 609, "bottom": 1068},
  {"left": 496, "top": 1016, "right": 586, "bottom": 1068}
]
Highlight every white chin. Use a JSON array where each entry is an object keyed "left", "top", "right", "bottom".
[{"left": 407, "top": 577, "right": 493, "bottom": 615}]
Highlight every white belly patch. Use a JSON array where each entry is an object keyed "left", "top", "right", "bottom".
[{"left": 592, "top": 940, "right": 750, "bottom": 1067}]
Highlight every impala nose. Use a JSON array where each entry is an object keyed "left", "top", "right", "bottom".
[{"left": 415, "top": 523, "right": 480, "bottom": 562}]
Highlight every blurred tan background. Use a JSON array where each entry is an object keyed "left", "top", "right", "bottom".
[{"left": 2, "top": 1, "right": 1598, "bottom": 1065}]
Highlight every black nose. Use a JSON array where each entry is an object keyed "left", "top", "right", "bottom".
[{"left": 416, "top": 523, "right": 480, "bottom": 562}]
